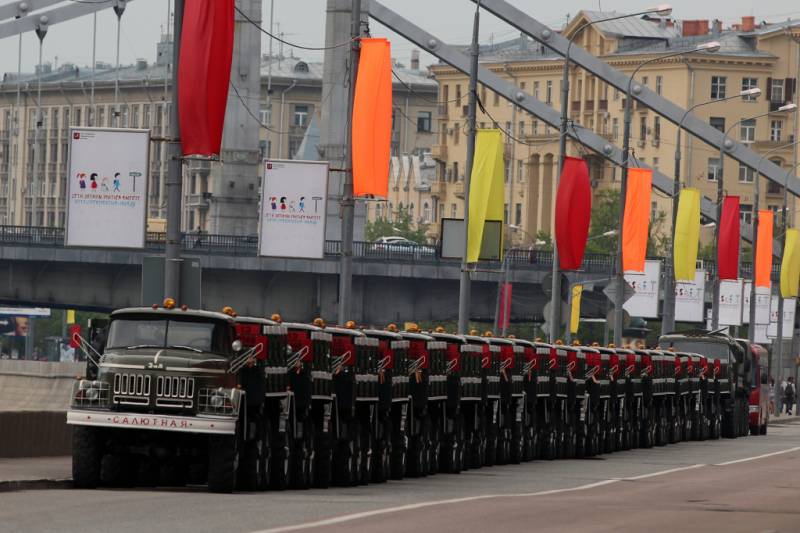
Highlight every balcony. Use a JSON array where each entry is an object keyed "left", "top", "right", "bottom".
[
  {"left": 584, "top": 100, "right": 594, "bottom": 112},
  {"left": 598, "top": 100, "right": 608, "bottom": 111},
  {"left": 571, "top": 101, "right": 581, "bottom": 112},
  {"left": 454, "top": 181, "right": 465, "bottom": 198},
  {"left": 429, "top": 181, "right": 445, "bottom": 197},
  {"left": 431, "top": 144, "right": 448, "bottom": 161},
  {"left": 185, "top": 192, "right": 211, "bottom": 208},
  {"left": 770, "top": 101, "right": 790, "bottom": 113}
]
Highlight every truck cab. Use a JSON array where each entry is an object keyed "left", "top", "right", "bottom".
[{"left": 738, "top": 341, "right": 769, "bottom": 435}]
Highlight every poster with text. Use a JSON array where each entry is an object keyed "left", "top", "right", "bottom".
[
  {"left": 259, "top": 160, "right": 329, "bottom": 259},
  {"left": 624, "top": 260, "right": 660, "bottom": 318},
  {"left": 717, "top": 279, "right": 744, "bottom": 327},
  {"left": 742, "top": 282, "right": 771, "bottom": 325},
  {"left": 66, "top": 128, "right": 149, "bottom": 248},
  {"left": 674, "top": 269, "right": 706, "bottom": 323},
  {"left": 767, "top": 296, "right": 796, "bottom": 339}
]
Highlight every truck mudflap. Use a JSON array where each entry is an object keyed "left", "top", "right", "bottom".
[{"left": 66, "top": 410, "right": 237, "bottom": 435}]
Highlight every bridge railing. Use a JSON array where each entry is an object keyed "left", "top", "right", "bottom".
[{"left": 0, "top": 225, "right": 779, "bottom": 280}]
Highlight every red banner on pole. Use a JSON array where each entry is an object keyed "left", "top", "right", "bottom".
[
  {"left": 69, "top": 324, "right": 81, "bottom": 349},
  {"left": 717, "top": 196, "right": 740, "bottom": 281},
  {"left": 178, "top": 0, "right": 235, "bottom": 156},
  {"left": 498, "top": 282, "right": 513, "bottom": 331},
  {"left": 555, "top": 157, "right": 592, "bottom": 270}
]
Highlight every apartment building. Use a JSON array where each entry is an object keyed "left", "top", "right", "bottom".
[
  {"left": 424, "top": 12, "right": 800, "bottom": 246},
  {"left": 0, "top": 36, "right": 437, "bottom": 234}
]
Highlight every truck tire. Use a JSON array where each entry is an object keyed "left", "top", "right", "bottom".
[
  {"left": 101, "top": 454, "right": 135, "bottom": 487},
  {"left": 428, "top": 421, "right": 442, "bottom": 475},
  {"left": 137, "top": 457, "right": 160, "bottom": 487},
  {"left": 208, "top": 434, "right": 239, "bottom": 493},
  {"left": 270, "top": 429, "right": 292, "bottom": 490},
  {"left": 721, "top": 407, "right": 736, "bottom": 439},
  {"left": 333, "top": 437, "right": 356, "bottom": 486},
  {"left": 72, "top": 426, "right": 102, "bottom": 489},
  {"left": 314, "top": 431, "right": 333, "bottom": 488},
  {"left": 238, "top": 437, "right": 266, "bottom": 491},
  {"left": 358, "top": 420, "right": 373, "bottom": 485},
  {"left": 759, "top": 423, "right": 767, "bottom": 435}
]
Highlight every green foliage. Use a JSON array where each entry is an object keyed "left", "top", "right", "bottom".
[
  {"left": 534, "top": 231, "right": 553, "bottom": 251},
  {"left": 583, "top": 188, "right": 668, "bottom": 257},
  {"left": 365, "top": 209, "right": 430, "bottom": 244}
]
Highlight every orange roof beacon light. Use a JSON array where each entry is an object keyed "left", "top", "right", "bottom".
[
  {"left": 555, "top": 339, "right": 564, "bottom": 345},
  {"left": 434, "top": 326, "right": 446, "bottom": 334},
  {"left": 608, "top": 343, "right": 616, "bottom": 349},
  {"left": 180, "top": 304, "right": 189, "bottom": 311},
  {"left": 406, "top": 323, "right": 420, "bottom": 333},
  {"left": 221, "top": 306, "right": 236, "bottom": 317},
  {"left": 271, "top": 313, "right": 283, "bottom": 323},
  {"left": 469, "top": 329, "right": 479, "bottom": 336},
  {"left": 483, "top": 331, "right": 494, "bottom": 338},
  {"left": 591, "top": 342, "right": 600, "bottom": 347},
  {"left": 535, "top": 337, "right": 543, "bottom": 342},
  {"left": 163, "top": 298, "right": 176, "bottom": 310},
  {"left": 313, "top": 317, "right": 326, "bottom": 328},
  {"left": 507, "top": 334, "right": 516, "bottom": 339},
  {"left": 386, "top": 323, "right": 399, "bottom": 332},
  {"left": 345, "top": 320, "right": 357, "bottom": 329},
  {"left": 572, "top": 340, "right": 581, "bottom": 346}
]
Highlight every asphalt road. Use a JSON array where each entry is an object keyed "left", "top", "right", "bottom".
[{"left": 2, "top": 422, "right": 800, "bottom": 533}]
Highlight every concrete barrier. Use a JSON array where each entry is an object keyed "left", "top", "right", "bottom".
[{"left": 0, "top": 360, "right": 84, "bottom": 457}]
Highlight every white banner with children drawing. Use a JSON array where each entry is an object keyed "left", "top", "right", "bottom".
[
  {"left": 66, "top": 128, "right": 149, "bottom": 248},
  {"left": 259, "top": 160, "right": 329, "bottom": 259}
]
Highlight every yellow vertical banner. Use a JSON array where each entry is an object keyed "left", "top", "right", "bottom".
[
  {"left": 66, "top": 310, "right": 76, "bottom": 324},
  {"left": 673, "top": 187, "right": 701, "bottom": 281},
  {"left": 570, "top": 284, "right": 583, "bottom": 334},
  {"left": 467, "top": 130, "right": 505, "bottom": 263},
  {"left": 780, "top": 228, "right": 800, "bottom": 298}
]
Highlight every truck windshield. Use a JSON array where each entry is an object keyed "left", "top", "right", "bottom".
[
  {"left": 658, "top": 340, "right": 730, "bottom": 362},
  {"left": 107, "top": 317, "right": 228, "bottom": 355}
]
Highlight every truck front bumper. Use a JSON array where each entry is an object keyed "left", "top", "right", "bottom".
[{"left": 67, "top": 409, "right": 236, "bottom": 435}]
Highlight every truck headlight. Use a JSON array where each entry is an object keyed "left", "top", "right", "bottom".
[
  {"left": 198, "top": 388, "right": 243, "bottom": 416},
  {"left": 72, "top": 379, "right": 110, "bottom": 408}
]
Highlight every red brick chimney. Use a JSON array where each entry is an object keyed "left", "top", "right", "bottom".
[
  {"left": 682, "top": 20, "right": 709, "bottom": 37},
  {"left": 741, "top": 16, "right": 756, "bottom": 32}
]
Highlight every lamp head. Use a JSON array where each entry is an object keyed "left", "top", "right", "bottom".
[
  {"left": 740, "top": 87, "right": 761, "bottom": 97},
  {"left": 652, "top": 4, "right": 673, "bottom": 16},
  {"left": 779, "top": 103, "right": 798, "bottom": 112},
  {"left": 695, "top": 41, "right": 721, "bottom": 53}
]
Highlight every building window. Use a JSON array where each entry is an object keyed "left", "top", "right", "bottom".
[
  {"left": 293, "top": 105, "right": 309, "bottom": 127},
  {"left": 422, "top": 202, "right": 431, "bottom": 223},
  {"left": 515, "top": 203, "right": 522, "bottom": 226},
  {"left": 260, "top": 106, "right": 272, "bottom": 126},
  {"left": 533, "top": 81, "right": 540, "bottom": 100},
  {"left": 707, "top": 158, "right": 721, "bottom": 181},
  {"left": 770, "top": 119, "right": 783, "bottom": 142},
  {"left": 653, "top": 116, "right": 661, "bottom": 141},
  {"left": 504, "top": 159, "right": 511, "bottom": 183},
  {"left": 771, "top": 78, "right": 785, "bottom": 103},
  {"left": 451, "top": 203, "right": 457, "bottom": 218},
  {"left": 455, "top": 84, "right": 462, "bottom": 105},
  {"left": 655, "top": 75, "right": 663, "bottom": 95},
  {"left": 639, "top": 116, "right": 647, "bottom": 141},
  {"left": 711, "top": 76, "right": 727, "bottom": 99},
  {"left": 740, "top": 203, "right": 753, "bottom": 225},
  {"left": 709, "top": 117, "right": 725, "bottom": 132},
  {"left": 653, "top": 157, "right": 660, "bottom": 170},
  {"left": 518, "top": 121, "right": 525, "bottom": 137},
  {"left": 739, "top": 163, "right": 755, "bottom": 183},
  {"left": 740, "top": 119, "right": 756, "bottom": 143},
  {"left": 533, "top": 120, "right": 539, "bottom": 135},
  {"left": 546, "top": 81, "right": 552, "bottom": 104},
  {"left": 651, "top": 201, "right": 657, "bottom": 222},
  {"left": 493, "top": 92, "right": 500, "bottom": 106},
  {"left": 453, "top": 126, "right": 460, "bottom": 145},
  {"left": 417, "top": 111, "right": 432, "bottom": 132},
  {"left": 741, "top": 77, "right": 758, "bottom": 101},
  {"left": 517, "top": 159, "right": 523, "bottom": 182},
  {"left": 612, "top": 118, "right": 619, "bottom": 139}
]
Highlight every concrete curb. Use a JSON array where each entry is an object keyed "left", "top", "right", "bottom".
[{"left": 0, "top": 478, "right": 72, "bottom": 492}]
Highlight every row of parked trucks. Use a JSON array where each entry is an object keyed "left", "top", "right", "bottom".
[{"left": 67, "top": 301, "right": 770, "bottom": 492}]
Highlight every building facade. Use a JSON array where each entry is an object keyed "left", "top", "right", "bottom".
[
  {"left": 0, "top": 38, "right": 437, "bottom": 235},
  {"left": 422, "top": 13, "right": 800, "bottom": 248}
]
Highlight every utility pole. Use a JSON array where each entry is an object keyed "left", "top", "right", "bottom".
[
  {"left": 163, "top": 0, "right": 184, "bottom": 301},
  {"left": 113, "top": 1, "right": 126, "bottom": 127},
  {"left": 31, "top": 18, "right": 48, "bottom": 225},
  {"left": 457, "top": 0, "right": 481, "bottom": 334},
  {"left": 337, "top": 0, "right": 361, "bottom": 324}
]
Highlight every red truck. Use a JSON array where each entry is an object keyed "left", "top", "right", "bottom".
[{"left": 742, "top": 341, "right": 769, "bottom": 435}]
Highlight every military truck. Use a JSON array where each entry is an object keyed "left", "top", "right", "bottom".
[
  {"left": 68, "top": 302, "right": 261, "bottom": 493},
  {"left": 660, "top": 331, "right": 751, "bottom": 439}
]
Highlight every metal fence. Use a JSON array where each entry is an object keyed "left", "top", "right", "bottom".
[{"left": 0, "top": 225, "right": 782, "bottom": 279}]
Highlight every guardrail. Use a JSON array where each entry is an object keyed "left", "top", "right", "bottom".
[{"left": 0, "top": 225, "right": 781, "bottom": 279}]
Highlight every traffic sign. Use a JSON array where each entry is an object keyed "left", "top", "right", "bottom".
[
  {"left": 542, "top": 272, "right": 570, "bottom": 301},
  {"left": 603, "top": 278, "right": 635, "bottom": 304}
]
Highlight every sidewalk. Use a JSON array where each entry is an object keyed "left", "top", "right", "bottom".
[{"left": 0, "top": 456, "right": 71, "bottom": 492}]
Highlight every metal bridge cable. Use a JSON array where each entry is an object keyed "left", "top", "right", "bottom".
[
  {"left": 234, "top": 5, "right": 354, "bottom": 51},
  {"left": 391, "top": 69, "right": 462, "bottom": 105},
  {"left": 229, "top": 81, "right": 292, "bottom": 135}
]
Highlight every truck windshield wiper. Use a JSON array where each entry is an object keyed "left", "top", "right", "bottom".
[
  {"left": 123, "top": 344, "right": 162, "bottom": 350},
  {"left": 166, "top": 345, "right": 203, "bottom": 353}
]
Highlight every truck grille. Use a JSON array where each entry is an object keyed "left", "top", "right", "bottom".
[
  {"left": 113, "top": 373, "right": 151, "bottom": 397},
  {"left": 156, "top": 375, "right": 195, "bottom": 399}
]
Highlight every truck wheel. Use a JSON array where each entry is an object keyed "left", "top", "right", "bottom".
[
  {"left": 484, "top": 429, "right": 497, "bottom": 467},
  {"left": 759, "top": 423, "right": 767, "bottom": 435},
  {"left": 137, "top": 457, "right": 160, "bottom": 487},
  {"left": 721, "top": 408, "right": 736, "bottom": 439},
  {"left": 390, "top": 433, "right": 407, "bottom": 480},
  {"left": 428, "top": 422, "right": 441, "bottom": 475},
  {"left": 101, "top": 454, "right": 135, "bottom": 487},
  {"left": 358, "top": 420, "right": 373, "bottom": 485},
  {"left": 314, "top": 430, "right": 333, "bottom": 488},
  {"left": 333, "top": 437, "right": 356, "bottom": 486},
  {"left": 291, "top": 423, "right": 314, "bottom": 490},
  {"left": 270, "top": 432, "right": 291, "bottom": 490},
  {"left": 208, "top": 434, "right": 239, "bottom": 493},
  {"left": 72, "top": 426, "right": 103, "bottom": 489},
  {"left": 238, "top": 437, "right": 266, "bottom": 491}
]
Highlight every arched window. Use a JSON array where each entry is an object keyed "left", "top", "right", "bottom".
[
  {"left": 422, "top": 202, "right": 431, "bottom": 223},
  {"left": 388, "top": 202, "right": 394, "bottom": 222},
  {"left": 409, "top": 202, "right": 415, "bottom": 221},
  {"left": 375, "top": 202, "right": 383, "bottom": 219}
]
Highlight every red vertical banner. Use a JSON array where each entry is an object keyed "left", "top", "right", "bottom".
[
  {"left": 755, "top": 210, "right": 774, "bottom": 288},
  {"left": 717, "top": 196, "right": 740, "bottom": 281},
  {"left": 352, "top": 38, "right": 392, "bottom": 198},
  {"left": 555, "top": 157, "right": 592, "bottom": 270},
  {"left": 69, "top": 324, "right": 81, "bottom": 349},
  {"left": 498, "top": 282, "right": 513, "bottom": 331},
  {"left": 178, "top": 0, "right": 235, "bottom": 156}
]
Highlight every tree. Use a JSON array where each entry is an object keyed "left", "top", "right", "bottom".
[
  {"left": 584, "top": 188, "right": 669, "bottom": 257},
  {"left": 365, "top": 209, "right": 431, "bottom": 244}
]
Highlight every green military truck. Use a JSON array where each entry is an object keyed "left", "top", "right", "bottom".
[{"left": 68, "top": 303, "right": 261, "bottom": 492}]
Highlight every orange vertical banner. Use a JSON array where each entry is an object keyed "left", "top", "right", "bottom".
[
  {"left": 622, "top": 168, "right": 652, "bottom": 272},
  {"left": 755, "top": 210, "right": 774, "bottom": 288},
  {"left": 352, "top": 38, "right": 392, "bottom": 198}
]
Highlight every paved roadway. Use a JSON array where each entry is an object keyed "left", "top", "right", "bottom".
[{"left": 2, "top": 422, "right": 800, "bottom": 533}]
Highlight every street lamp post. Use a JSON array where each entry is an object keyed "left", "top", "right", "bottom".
[
  {"left": 551, "top": 4, "right": 673, "bottom": 343},
  {"left": 614, "top": 41, "right": 721, "bottom": 346},
  {"left": 662, "top": 87, "right": 762, "bottom": 335},
  {"left": 711, "top": 103, "right": 795, "bottom": 329},
  {"left": 748, "top": 136, "right": 800, "bottom": 344}
]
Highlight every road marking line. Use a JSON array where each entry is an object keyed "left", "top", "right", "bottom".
[
  {"left": 251, "top": 463, "right": 716, "bottom": 533},
  {"left": 619, "top": 464, "right": 706, "bottom": 481},
  {"left": 714, "top": 446, "right": 800, "bottom": 466}
]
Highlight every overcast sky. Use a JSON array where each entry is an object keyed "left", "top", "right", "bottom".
[{"left": 0, "top": 0, "right": 795, "bottom": 75}]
